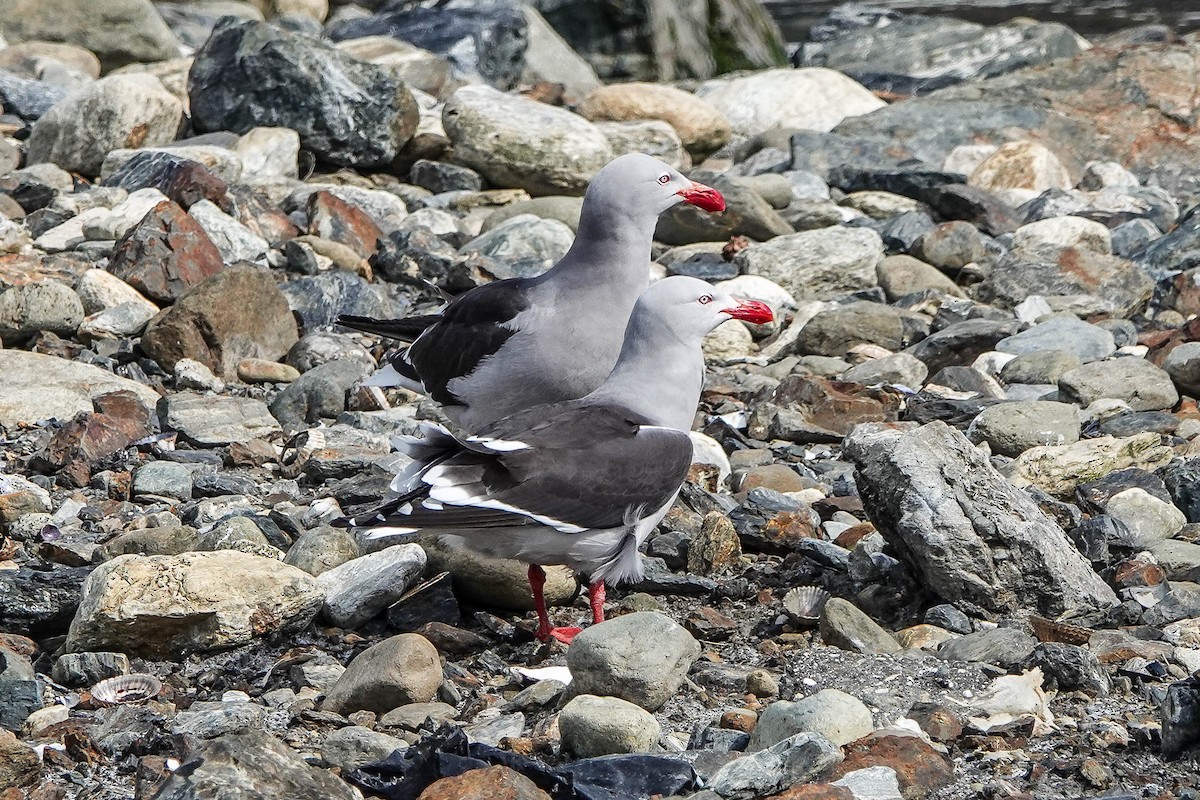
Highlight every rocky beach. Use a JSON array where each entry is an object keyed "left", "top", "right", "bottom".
[{"left": 2, "top": 0, "right": 1200, "bottom": 798}]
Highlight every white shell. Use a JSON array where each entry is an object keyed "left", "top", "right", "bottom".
[
  {"left": 783, "top": 586, "right": 830, "bottom": 623},
  {"left": 91, "top": 674, "right": 161, "bottom": 705}
]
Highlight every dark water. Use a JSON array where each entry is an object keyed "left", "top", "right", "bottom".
[{"left": 764, "top": 0, "right": 1200, "bottom": 44}]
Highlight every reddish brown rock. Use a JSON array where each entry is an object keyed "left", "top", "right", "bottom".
[
  {"left": 229, "top": 186, "right": 300, "bottom": 245},
  {"left": 685, "top": 605, "right": 738, "bottom": 641},
  {"left": 416, "top": 766, "right": 550, "bottom": 800},
  {"left": 906, "top": 702, "right": 964, "bottom": 743},
  {"left": 307, "top": 191, "right": 383, "bottom": 259},
  {"left": 823, "top": 732, "right": 955, "bottom": 799},
  {"left": 738, "top": 463, "right": 809, "bottom": 495},
  {"left": 720, "top": 708, "right": 758, "bottom": 733},
  {"left": 140, "top": 265, "right": 299, "bottom": 380},
  {"left": 108, "top": 200, "right": 225, "bottom": 303},
  {"left": 0, "top": 729, "right": 40, "bottom": 790},
  {"left": 748, "top": 376, "right": 902, "bottom": 443},
  {"left": 31, "top": 391, "right": 153, "bottom": 487}
]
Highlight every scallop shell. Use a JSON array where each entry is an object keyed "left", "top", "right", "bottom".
[
  {"left": 91, "top": 674, "right": 161, "bottom": 705},
  {"left": 783, "top": 586, "right": 830, "bottom": 623},
  {"left": 1029, "top": 615, "right": 1093, "bottom": 646}
]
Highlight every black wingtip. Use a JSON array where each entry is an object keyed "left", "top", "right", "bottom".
[{"left": 330, "top": 516, "right": 352, "bottom": 529}]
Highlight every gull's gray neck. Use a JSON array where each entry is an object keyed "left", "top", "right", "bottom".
[
  {"left": 587, "top": 310, "right": 704, "bottom": 432},
  {"left": 538, "top": 192, "right": 659, "bottom": 293}
]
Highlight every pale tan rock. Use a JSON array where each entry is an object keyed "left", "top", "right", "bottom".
[
  {"left": 1008, "top": 432, "right": 1175, "bottom": 498},
  {"left": 968, "top": 140, "right": 1072, "bottom": 207},
  {"left": 579, "top": 82, "right": 731, "bottom": 157}
]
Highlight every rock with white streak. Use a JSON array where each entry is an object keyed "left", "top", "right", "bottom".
[
  {"left": 189, "top": 199, "right": 269, "bottom": 262},
  {"left": 317, "top": 544, "right": 427, "bottom": 629}
]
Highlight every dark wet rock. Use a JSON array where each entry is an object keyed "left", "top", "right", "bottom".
[
  {"left": 141, "top": 265, "right": 299, "bottom": 381},
  {"left": 1161, "top": 678, "right": 1200, "bottom": 760},
  {"left": 0, "top": 565, "right": 90, "bottom": 636},
  {"left": 387, "top": 572, "right": 462, "bottom": 633},
  {"left": 328, "top": 1, "right": 529, "bottom": 90},
  {"left": 0, "top": 678, "right": 41, "bottom": 733},
  {"left": 844, "top": 421, "right": 1119, "bottom": 619},
  {"left": 1164, "top": 458, "right": 1200, "bottom": 525},
  {"left": 190, "top": 18, "right": 419, "bottom": 169},
  {"left": 936, "top": 627, "right": 1036, "bottom": 668},
  {"left": 924, "top": 604, "right": 972, "bottom": 635},
  {"left": 410, "top": 159, "right": 484, "bottom": 194},
  {"left": 798, "top": 6, "right": 1083, "bottom": 95},
  {"left": 151, "top": 729, "right": 360, "bottom": 800},
  {"left": 1134, "top": 204, "right": 1200, "bottom": 279},
  {"left": 281, "top": 270, "right": 398, "bottom": 333},
  {"left": 1097, "top": 411, "right": 1179, "bottom": 438},
  {"left": 789, "top": 131, "right": 921, "bottom": 182},
  {"left": 108, "top": 199, "right": 224, "bottom": 304},
  {"left": 102, "top": 152, "right": 231, "bottom": 212},
  {"left": 904, "top": 319, "right": 1018, "bottom": 374},
  {"left": 0, "top": 69, "right": 67, "bottom": 120}
]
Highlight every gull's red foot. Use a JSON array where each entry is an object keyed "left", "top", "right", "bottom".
[{"left": 548, "top": 626, "right": 583, "bottom": 645}]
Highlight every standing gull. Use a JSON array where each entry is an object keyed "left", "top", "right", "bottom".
[
  {"left": 336, "top": 276, "right": 772, "bottom": 643},
  {"left": 337, "top": 153, "right": 725, "bottom": 433}
]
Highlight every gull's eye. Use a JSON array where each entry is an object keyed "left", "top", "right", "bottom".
[
  {"left": 657, "top": 174, "right": 671, "bottom": 185},
  {"left": 699, "top": 294, "right": 713, "bottom": 305}
]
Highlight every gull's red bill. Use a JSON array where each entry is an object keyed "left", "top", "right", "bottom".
[
  {"left": 677, "top": 181, "right": 726, "bottom": 212},
  {"left": 725, "top": 299, "right": 774, "bottom": 325}
]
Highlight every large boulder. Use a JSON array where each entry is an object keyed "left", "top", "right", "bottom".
[
  {"left": 734, "top": 226, "right": 883, "bottom": 301},
  {"left": 530, "top": 0, "right": 785, "bottom": 82},
  {"left": 0, "top": 351, "right": 160, "bottom": 428},
  {"left": 189, "top": 17, "right": 418, "bottom": 169},
  {"left": 26, "top": 74, "right": 183, "bottom": 177},
  {"left": 65, "top": 552, "right": 324, "bottom": 658},
  {"left": 442, "top": 85, "right": 612, "bottom": 196},
  {"left": 579, "top": 82, "right": 731, "bottom": 158},
  {"left": 140, "top": 265, "right": 299, "bottom": 380},
  {"left": 0, "top": 0, "right": 180, "bottom": 71},
  {"left": 843, "top": 421, "right": 1119, "bottom": 620}
]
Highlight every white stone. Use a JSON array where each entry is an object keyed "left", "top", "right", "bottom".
[
  {"left": 943, "top": 144, "right": 997, "bottom": 176},
  {"left": 1106, "top": 487, "right": 1186, "bottom": 549},
  {"left": 0, "top": 349, "right": 160, "bottom": 426},
  {"left": 34, "top": 206, "right": 109, "bottom": 252},
  {"left": 714, "top": 275, "right": 796, "bottom": 309},
  {"left": 1013, "top": 215, "right": 1112, "bottom": 255},
  {"left": 735, "top": 226, "right": 883, "bottom": 301},
  {"left": 82, "top": 188, "right": 170, "bottom": 241},
  {"left": 174, "top": 358, "right": 225, "bottom": 393},
  {"left": 76, "top": 269, "right": 158, "bottom": 315},
  {"left": 189, "top": 199, "right": 269, "bottom": 263},
  {"left": 833, "top": 766, "right": 904, "bottom": 800},
  {"left": 233, "top": 127, "right": 300, "bottom": 179},
  {"left": 689, "top": 431, "right": 731, "bottom": 487},
  {"left": 77, "top": 301, "right": 157, "bottom": 340},
  {"left": 703, "top": 319, "right": 755, "bottom": 361},
  {"left": 968, "top": 140, "right": 1072, "bottom": 207},
  {"left": 696, "top": 67, "right": 885, "bottom": 139}
]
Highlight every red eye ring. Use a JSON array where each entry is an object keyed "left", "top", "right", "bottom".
[
  {"left": 657, "top": 174, "right": 671, "bottom": 184},
  {"left": 699, "top": 294, "right": 713, "bottom": 304}
]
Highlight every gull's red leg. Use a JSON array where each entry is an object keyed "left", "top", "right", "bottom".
[
  {"left": 528, "top": 564, "right": 582, "bottom": 644},
  {"left": 589, "top": 579, "right": 606, "bottom": 625}
]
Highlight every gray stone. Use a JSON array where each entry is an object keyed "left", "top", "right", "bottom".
[
  {"left": 913, "top": 220, "right": 987, "bottom": 271},
  {"left": 189, "top": 200, "right": 269, "bottom": 263},
  {"left": 567, "top": 612, "right": 700, "bottom": 711},
  {"left": 707, "top": 732, "right": 843, "bottom": 800},
  {"left": 833, "top": 766, "right": 904, "bottom": 800},
  {"left": 1150, "top": 539, "right": 1200, "bottom": 583},
  {"left": 284, "top": 525, "right": 361, "bottom": 576},
  {"left": 317, "top": 544, "right": 426, "bottom": 629},
  {"left": 285, "top": 332, "right": 376, "bottom": 374},
  {"left": 268, "top": 358, "right": 372, "bottom": 430},
  {"left": 26, "top": 74, "right": 182, "bottom": 178},
  {"left": 748, "top": 689, "right": 874, "bottom": 751},
  {"left": 459, "top": 214, "right": 574, "bottom": 276},
  {"left": 1000, "top": 350, "right": 1082, "bottom": 385},
  {"left": 905, "top": 319, "right": 1019, "bottom": 373},
  {"left": 520, "top": 5, "right": 601, "bottom": 98},
  {"left": 189, "top": 18, "right": 418, "bottom": 169},
  {"left": 795, "top": 301, "right": 926, "bottom": 357},
  {"left": 65, "top": 552, "right": 324, "bottom": 658},
  {"left": 1059, "top": 357, "right": 1179, "bottom": 411},
  {"left": 196, "top": 516, "right": 274, "bottom": 556},
  {"left": 290, "top": 655, "right": 345, "bottom": 693},
  {"left": 442, "top": 84, "right": 611, "bottom": 196},
  {"left": 132, "top": 461, "right": 193, "bottom": 501},
  {"left": 319, "top": 726, "right": 407, "bottom": 774},
  {"left": 968, "top": 400, "right": 1080, "bottom": 457},
  {"left": 559, "top": 694, "right": 661, "bottom": 757},
  {"left": 843, "top": 421, "right": 1119, "bottom": 619},
  {"left": 1164, "top": 341, "right": 1200, "bottom": 397},
  {"left": 0, "top": 0, "right": 180, "bottom": 71},
  {"left": 819, "top": 598, "right": 901, "bottom": 655},
  {"left": 51, "top": 652, "right": 129, "bottom": 687},
  {"left": 420, "top": 535, "right": 576, "bottom": 611},
  {"left": 1145, "top": 582, "right": 1200, "bottom": 627},
  {"left": 1105, "top": 488, "right": 1186, "bottom": 549},
  {"left": 997, "top": 316, "right": 1116, "bottom": 364},
  {"left": 481, "top": 196, "right": 584, "bottom": 233},
  {"left": 378, "top": 701, "right": 457, "bottom": 732},
  {"left": 937, "top": 627, "right": 1037, "bottom": 668},
  {"left": 876, "top": 254, "right": 963, "bottom": 300},
  {"left": 78, "top": 301, "right": 158, "bottom": 341},
  {"left": 596, "top": 120, "right": 687, "bottom": 170},
  {"left": 322, "top": 634, "right": 442, "bottom": 715},
  {"left": 841, "top": 352, "right": 928, "bottom": 388},
  {"left": 160, "top": 393, "right": 281, "bottom": 446},
  {"left": 0, "top": 281, "right": 83, "bottom": 344},
  {"left": 735, "top": 226, "right": 883, "bottom": 301},
  {"left": 172, "top": 701, "right": 269, "bottom": 739},
  {"left": 150, "top": 729, "right": 360, "bottom": 800}
]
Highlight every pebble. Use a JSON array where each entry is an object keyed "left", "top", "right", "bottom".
[
  {"left": 132, "top": 461, "right": 194, "bottom": 501},
  {"left": 735, "top": 226, "right": 883, "bottom": 301},
  {"left": 749, "top": 689, "right": 874, "bottom": 750},
  {"left": 819, "top": 598, "right": 901, "bottom": 655},
  {"left": 1104, "top": 488, "right": 1186, "bottom": 548},
  {"left": 967, "top": 400, "right": 1080, "bottom": 456},
  {"left": 237, "top": 358, "right": 300, "bottom": 384},
  {"left": 321, "top": 633, "right": 442, "bottom": 714},
  {"left": 579, "top": 82, "right": 731, "bottom": 158},
  {"left": 567, "top": 612, "right": 700, "bottom": 711},
  {"left": 559, "top": 694, "right": 661, "bottom": 757}
]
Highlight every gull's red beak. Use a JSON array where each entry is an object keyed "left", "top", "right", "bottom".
[
  {"left": 725, "top": 299, "right": 773, "bottom": 325},
  {"left": 677, "top": 181, "right": 725, "bottom": 212}
]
